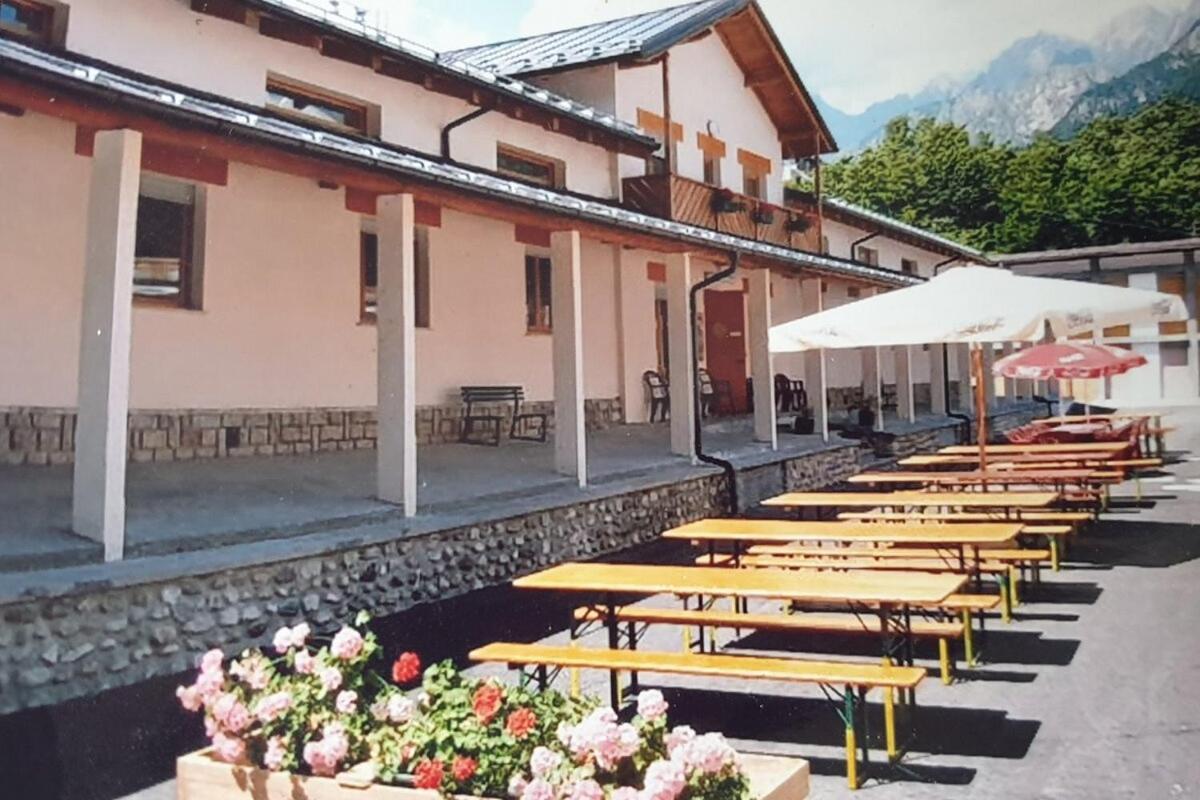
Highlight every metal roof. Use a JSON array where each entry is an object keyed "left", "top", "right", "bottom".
[
  {"left": 445, "top": 0, "right": 747, "bottom": 76},
  {"left": 997, "top": 238, "right": 1200, "bottom": 265},
  {"left": 238, "top": 0, "right": 654, "bottom": 147},
  {"left": 823, "top": 197, "right": 990, "bottom": 263},
  {"left": 0, "top": 38, "right": 917, "bottom": 289}
]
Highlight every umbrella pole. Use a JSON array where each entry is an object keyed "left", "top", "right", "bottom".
[{"left": 972, "top": 344, "right": 988, "bottom": 472}]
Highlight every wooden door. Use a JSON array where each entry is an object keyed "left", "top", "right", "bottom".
[{"left": 704, "top": 289, "right": 748, "bottom": 412}]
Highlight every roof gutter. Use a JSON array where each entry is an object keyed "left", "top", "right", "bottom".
[{"left": 851, "top": 231, "right": 880, "bottom": 259}]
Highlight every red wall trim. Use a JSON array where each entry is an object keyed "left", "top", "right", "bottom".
[{"left": 75, "top": 125, "right": 229, "bottom": 186}]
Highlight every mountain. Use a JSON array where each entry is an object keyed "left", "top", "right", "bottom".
[
  {"left": 936, "top": 33, "right": 1104, "bottom": 143},
  {"left": 1052, "top": 18, "right": 1200, "bottom": 137},
  {"left": 818, "top": 1, "right": 1200, "bottom": 151}
]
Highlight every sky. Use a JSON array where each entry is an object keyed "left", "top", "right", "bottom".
[{"left": 346, "top": 0, "right": 1195, "bottom": 112}]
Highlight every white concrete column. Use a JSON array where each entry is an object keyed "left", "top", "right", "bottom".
[
  {"left": 894, "top": 346, "right": 915, "bottom": 423},
  {"left": 72, "top": 129, "right": 142, "bottom": 562},
  {"left": 929, "top": 343, "right": 947, "bottom": 415},
  {"left": 955, "top": 344, "right": 974, "bottom": 413},
  {"left": 614, "top": 247, "right": 655, "bottom": 424},
  {"left": 376, "top": 194, "right": 418, "bottom": 515},
  {"left": 1000, "top": 342, "right": 1016, "bottom": 400},
  {"left": 666, "top": 253, "right": 695, "bottom": 458},
  {"left": 800, "top": 278, "right": 828, "bottom": 440},
  {"left": 861, "top": 347, "right": 884, "bottom": 431},
  {"left": 747, "top": 269, "right": 776, "bottom": 448},
  {"left": 551, "top": 230, "right": 587, "bottom": 486},
  {"left": 981, "top": 343, "right": 997, "bottom": 409}
]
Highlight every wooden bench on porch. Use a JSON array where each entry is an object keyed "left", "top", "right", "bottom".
[{"left": 458, "top": 385, "right": 547, "bottom": 446}]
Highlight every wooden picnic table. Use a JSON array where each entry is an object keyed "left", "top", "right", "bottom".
[
  {"left": 514, "top": 561, "right": 966, "bottom": 703},
  {"left": 664, "top": 518, "right": 1021, "bottom": 589},
  {"left": 848, "top": 469, "right": 1115, "bottom": 490},
  {"left": 900, "top": 453, "right": 1117, "bottom": 467},
  {"left": 1033, "top": 413, "right": 1157, "bottom": 425},
  {"left": 940, "top": 442, "right": 1129, "bottom": 454},
  {"left": 762, "top": 491, "right": 1060, "bottom": 512}
]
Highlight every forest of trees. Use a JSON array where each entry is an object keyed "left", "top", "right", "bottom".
[{"left": 806, "top": 99, "right": 1200, "bottom": 254}]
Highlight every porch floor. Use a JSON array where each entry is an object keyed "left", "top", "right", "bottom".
[{"left": 0, "top": 408, "right": 977, "bottom": 573}]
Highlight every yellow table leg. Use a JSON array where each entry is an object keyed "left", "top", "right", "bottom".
[
  {"left": 845, "top": 726, "right": 858, "bottom": 789},
  {"left": 682, "top": 627, "right": 692, "bottom": 653},
  {"left": 1009, "top": 566, "right": 1020, "bottom": 607},
  {"left": 1050, "top": 537, "right": 1060, "bottom": 572},
  {"left": 938, "top": 638, "right": 952, "bottom": 685},
  {"left": 999, "top": 576, "right": 1012, "bottom": 624},
  {"left": 962, "top": 609, "right": 976, "bottom": 666},
  {"left": 884, "top": 686, "right": 897, "bottom": 760}
]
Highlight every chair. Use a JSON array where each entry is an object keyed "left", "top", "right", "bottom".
[
  {"left": 697, "top": 369, "right": 716, "bottom": 417},
  {"left": 697, "top": 369, "right": 735, "bottom": 416},
  {"left": 642, "top": 370, "right": 670, "bottom": 422},
  {"left": 774, "top": 374, "right": 808, "bottom": 413}
]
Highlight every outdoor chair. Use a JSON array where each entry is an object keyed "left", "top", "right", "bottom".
[
  {"left": 698, "top": 369, "right": 735, "bottom": 416},
  {"left": 642, "top": 370, "right": 670, "bottom": 422},
  {"left": 774, "top": 373, "right": 807, "bottom": 413},
  {"left": 458, "top": 386, "right": 548, "bottom": 446}
]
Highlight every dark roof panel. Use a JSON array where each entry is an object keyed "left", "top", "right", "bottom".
[{"left": 446, "top": 0, "right": 745, "bottom": 75}]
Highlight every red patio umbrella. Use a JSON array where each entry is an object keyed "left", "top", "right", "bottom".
[{"left": 992, "top": 342, "right": 1147, "bottom": 380}]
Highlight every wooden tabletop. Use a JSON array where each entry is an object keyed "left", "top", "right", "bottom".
[
  {"left": 513, "top": 562, "right": 966, "bottom": 605},
  {"left": 849, "top": 469, "right": 1100, "bottom": 485},
  {"left": 1034, "top": 413, "right": 1157, "bottom": 425},
  {"left": 900, "top": 453, "right": 1116, "bottom": 467},
  {"left": 663, "top": 518, "right": 1022, "bottom": 546},
  {"left": 940, "top": 443, "right": 1129, "bottom": 454},
  {"left": 761, "top": 491, "right": 1060, "bottom": 509}
]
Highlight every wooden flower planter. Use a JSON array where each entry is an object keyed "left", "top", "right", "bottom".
[{"left": 177, "top": 749, "right": 810, "bottom": 800}]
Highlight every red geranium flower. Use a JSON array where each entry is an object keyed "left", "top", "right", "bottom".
[
  {"left": 472, "top": 683, "right": 504, "bottom": 724},
  {"left": 392, "top": 652, "right": 421, "bottom": 685},
  {"left": 413, "top": 758, "right": 445, "bottom": 790},
  {"left": 505, "top": 708, "right": 538, "bottom": 740},
  {"left": 451, "top": 755, "right": 477, "bottom": 783}
]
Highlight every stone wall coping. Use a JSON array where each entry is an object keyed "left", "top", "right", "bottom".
[{"left": 0, "top": 407, "right": 1036, "bottom": 608}]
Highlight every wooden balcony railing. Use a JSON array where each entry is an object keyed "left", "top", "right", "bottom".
[{"left": 621, "top": 173, "right": 821, "bottom": 253}]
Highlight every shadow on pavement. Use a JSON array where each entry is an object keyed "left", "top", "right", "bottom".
[
  {"left": 1072, "top": 520, "right": 1200, "bottom": 568},
  {"left": 648, "top": 686, "right": 1041, "bottom": 760}
]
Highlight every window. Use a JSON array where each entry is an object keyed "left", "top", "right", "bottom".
[
  {"left": 134, "top": 176, "right": 203, "bottom": 308},
  {"left": 525, "top": 254, "right": 552, "bottom": 333},
  {"left": 497, "top": 144, "right": 564, "bottom": 189},
  {"left": 266, "top": 75, "right": 374, "bottom": 136},
  {"left": 702, "top": 153, "right": 721, "bottom": 187},
  {"left": 742, "top": 172, "right": 763, "bottom": 200},
  {"left": 359, "top": 226, "right": 430, "bottom": 327},
  {"left": 857, "top": 246, "right": 879, "bottom": 266},
  {"left": 738, "top": 149, "right": 771, "bottom": 201},
  {"left": 0, "top": 0, "right": 56, "bottom": 43},
  {"left": 901, "top": 258, "right": 918, "bottom": 275}
]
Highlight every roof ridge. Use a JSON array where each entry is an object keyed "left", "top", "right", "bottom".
[{"left": 445, "top": 0, "right": 717, "bottom": 59}]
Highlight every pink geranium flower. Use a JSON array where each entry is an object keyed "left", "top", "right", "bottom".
[
  {"left": 175, "top": 684, "right": 202, "bottom": 712},
  {"left": 319, "top": 666, "right": 343, "bottom": 692},
  {"left": 636, "top": 690, "right": 669, "bottom": 722},
  {"left": 264, "top": 736, "right": 288, "bottom": 771},
  {"left": 294, "top": 650, "right": 316, "bottom": 675},
  {"left": 254, "top": 691, "right": 293, "bottom": 724},
  {"left": 336, "top": 690, "right": 358, "bottom": 714},
  {"left": 212, "top": 732, "right": 246, "bottom": 764},
  {"left": 330, "top": 627, "right": 364, "bottom": 661},
  {"left": 521, "top": 778, "right": 556, "bottom": 800}
]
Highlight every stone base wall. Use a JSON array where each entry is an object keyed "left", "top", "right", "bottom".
[{"left": 1, "top": 399, "right": 624, "bottom": 466}]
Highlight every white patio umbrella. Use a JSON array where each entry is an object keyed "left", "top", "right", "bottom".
[{"left": 769, "top": 266, "right": 1187, "bottom": 467}]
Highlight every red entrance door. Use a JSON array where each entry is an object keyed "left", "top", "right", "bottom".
[{"left": 703, "top": 289, "right": 748, "bottom": 413}]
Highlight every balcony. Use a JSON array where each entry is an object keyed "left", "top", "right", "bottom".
[{"left": 621, "top": 173, "right": 821, "bottom": 253}]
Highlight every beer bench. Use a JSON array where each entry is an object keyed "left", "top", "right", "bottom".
[
  {"left": 470, "top": 641, "right": 925, "bottom": 790},
  {"left": 458, "top": 385, "right": 547, "bottom": 446}
]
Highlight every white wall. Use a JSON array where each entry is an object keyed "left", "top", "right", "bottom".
[
  {"left": 62, "top": 0, "right": 617, "bottom": 198},
  {"left": 613, "top": 34, "right": 785, "bottom": 204},
  {"left": 0, "top": 111, "right": 622, "bottom": 410}
]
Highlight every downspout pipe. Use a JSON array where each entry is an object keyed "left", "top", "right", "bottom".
[
  {"left": 691, "top": 252, "right": 741, "bottom": 513},
  {"left": 850, "top": 231, "right": 880, "bottom": 260},
  {"left": 441, "top": 106, "right": 491, "bottom": 161}
]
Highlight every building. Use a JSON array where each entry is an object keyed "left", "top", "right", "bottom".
[
  {"left": 1000, "top": 238, "right": 1200, "bottom": 406},
  {"left": 0, "top": 0, "right": 1002, "bottom": 563}
]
